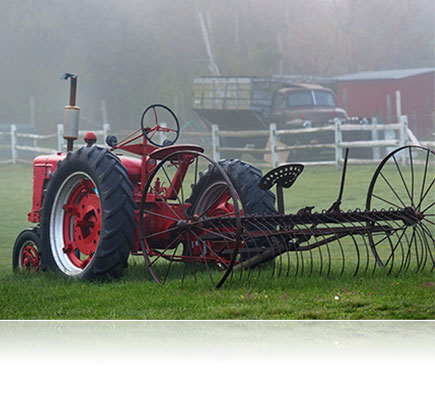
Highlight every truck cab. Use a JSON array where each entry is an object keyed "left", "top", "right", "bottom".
[{"left": 270, "top": 84, "right": 348, "bottom": 129}]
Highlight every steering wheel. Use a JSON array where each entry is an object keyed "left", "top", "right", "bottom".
[{"left": 140, "top": 104, "right": 180, "bottom": 147}]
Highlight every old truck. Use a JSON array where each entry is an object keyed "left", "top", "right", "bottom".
[
  {"left": 192, "top": 76, "right": 374, "bottom": 162},
  {"left": 192, "top": 75, "right": 348, "bottom": 131}
]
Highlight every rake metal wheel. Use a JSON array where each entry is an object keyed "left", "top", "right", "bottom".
[
  {"left": 366, "top": 145, "right": 435, "bottom": 273},
  {"left": 139, "top": 151, "right": 242, "bottom": 288}
]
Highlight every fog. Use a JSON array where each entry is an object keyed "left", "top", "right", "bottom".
[{"left": 0, "top": 0, "right": 433, "bottom": 132}]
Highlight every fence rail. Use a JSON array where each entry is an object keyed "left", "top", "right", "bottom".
[
  {"left": 1, "top": 119, "right": 434, "bottom": 168},
  {"left": 211, "top": 116, "right": 434, "bottom": 168},
  {"left": 0, "top": 124, "right": 110, "bottom": 164}
]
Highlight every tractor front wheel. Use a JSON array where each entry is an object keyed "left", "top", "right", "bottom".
[
  {"left": 12, "top": 228, "right": 41, "bottom": 272},
  {"left": 39, "top": 146, "right": 135, "bottom": 279}
]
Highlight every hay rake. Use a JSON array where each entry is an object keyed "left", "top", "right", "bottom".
[
  {"left": 13, "top": 75, "right": 434, "bottom": 288},
  {"left": 139, "top": 145, "right": 434, "bottom": 287}
]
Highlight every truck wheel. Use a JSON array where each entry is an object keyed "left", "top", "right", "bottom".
[
  {"left": 189, "top": 159, "right": 276, "bottom": 260},
  {"left": 39, "top": 146, "right": 135, "bottom": 279},
  {"left": 12, "top": 228, "right": 41, "bottom": 272}
]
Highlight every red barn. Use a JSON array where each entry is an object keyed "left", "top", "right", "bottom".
[{"left": 335, "top": 68, "right": 435, "bottom": 139}]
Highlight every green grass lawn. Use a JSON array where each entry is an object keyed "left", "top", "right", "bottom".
[{"left": 0, "top": 162, "right": 434, "bottom": 320}]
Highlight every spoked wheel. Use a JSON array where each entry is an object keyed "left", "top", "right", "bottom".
[
  {"left": 40, "top": 146, "right": 135, "bottom": 279},
  {"left": 366, "top": 145, "right": 435, "bottom": 273},
  {"left": 140, "top": 104, "right": 180, "bottom": 147},
  {"left": 12, "top": 228, "right": 41, "bottom": 272},
  {"left": 139, "top": 151, "right": 242, "bottom": 288}
]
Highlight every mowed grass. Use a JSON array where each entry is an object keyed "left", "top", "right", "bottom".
[{"left": 0, "top": 161, "right": 434, "bottom": 320}]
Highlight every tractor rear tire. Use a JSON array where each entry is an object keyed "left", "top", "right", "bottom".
[
  {"left": 189, "top": 159, "right": 276, "bottom": 216},
  {"left": 39, "top": 145, "right": 136, "bottom": 279},
  {"left": 188, "top": 159, "right": 276, "bottom": 260}
]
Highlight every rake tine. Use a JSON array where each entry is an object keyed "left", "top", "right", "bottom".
[
  {"left": 333, "top": 221, "right": 348, "bottom": 276},
  {"left": 413, "top": 224, "right": 426, "bottom": 273},
  {"left": 359, "top": 225, "right": 371, "bottom": 275},
  {"left": 298, "top": 233, "right": 305, "bottom": 277},
  {"left": 402, "top": 225, "right": 417, "bottom": 273},
  {"left": 416, "top": 226, "right": 428, "bottom": 273},
  {"left": 347, "top": 213, "right": 370, "bottom": 276},
  {"left": 272, "top": 216, "right": 289, "bottom": 278},
  {"left": 301, "top": 222, "right": 315, "bottom": 277},
  {"left": 311, "top": 213, "right": 324, "bottom": 276},
  {"left": 242, "top": 227, "right": 258, "bottom": 281},
  {"left": 348, "top": 228, "right": 361, "bottom": 276},
  {"left": 418, "top": 222, "right": 432, "bottom": 272},
  {"left": 253, "top": 217, "right": 278, "bottom": 278},
  {"left": 418, "top": 222, "right": 435, "bottom": 272}
]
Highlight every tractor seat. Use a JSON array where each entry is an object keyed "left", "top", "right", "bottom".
[
  {"left": 259, "top": 163, "right": 304, "bottom": 190},
  {"left": 149, "top": 144, "right": 204, "bottom": 160}
]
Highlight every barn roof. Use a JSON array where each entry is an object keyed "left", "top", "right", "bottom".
[{"left": 335, "top": 68, "right": 435, "bottom": 81}]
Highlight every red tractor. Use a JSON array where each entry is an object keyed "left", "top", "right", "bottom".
[
  {"left": 12, "top": 73, "right": 276, "bottom": 287},
  {"left": 12, "top": 74, "right": 434, "bottom": 287}
]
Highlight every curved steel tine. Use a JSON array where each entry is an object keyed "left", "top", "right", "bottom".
[
  {"left": 242, "top": 228, "right": 256, "bottom": 281},
  {"left": 270, "top": 216, "right": 286, "bottom": 278},
  {"left": 413, "top": 224, "right": 426, "bottom": 273},
  {"left": 278, "top": 215, "right": 292, "bottom": 278},
  {"left": 419, "top": 221, "right": 433, "bottom": 272},
  {"left": 244, "top": 218, "right": 267, "bottom": 281},
  {"left": 417, "top": 225, "right": 429, "bottom": 273},
  {"left": 367, "top": 213, "right": 385, "bottom": 274},
  {"left": 300, "top": 222, "right": 314, "bottom": 277},
  {"left": 387, "top": 219, "right": 407, "bottom": 275},
  {"left": 244, "top": 217, "right": 274, "bottom": 280},
  {"left": 335, "top": 221, "right": 348, "bottom": 276},
  {"left": 295, "top": 244, "right": 302, "bottom": 277},
  {"left": 205, "top": 219, "right": 233, "bottom": 284},
  {"left": 348, "top": 228, "right": 361, "bottom": 276},
  {"left": 345, "top": 213, "right": 365, "bottom": 276},
  {"left": 312, "top": 213, "right": 325, "bottom": 276},
  {"left": 359, "top": 226, "right": 371, "bottom": 275},
  {"left": 408, "top": 225, "right": 421, "bottom": 273},
  {"left": 256, "top": 216, "right": 280, "bottom": 278},
  {"left": 298, "top": 228, "right": 305, "bottom": 277},
  {"left": 418, "top": 222, "right": 435, "bottom": 272},
  {"left": 287, "top": 238, "right": 300, "bottom": 277},
  {"left": 396, "top": 220, "right": 413, "bottom": 274}
]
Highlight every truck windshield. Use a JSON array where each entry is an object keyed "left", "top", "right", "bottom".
[
  {"left": 313, "top": 90, "right": 336, "bottom": 107},
  {"left": 287, "top": 90, "right": 336, "bottom": 108},
  {"left": 288, "top": 91, "right": 313, "bottom": 108}
]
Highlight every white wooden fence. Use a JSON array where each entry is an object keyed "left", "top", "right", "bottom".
[
  {"left": 1, "top": 118, "right": 433, "bottom": 168},
  {"left": 212, "top": 116, "right": 432, "bottom": 168},
  {"left": 0, "top": 124, "right": 109, "bottom": 164}
]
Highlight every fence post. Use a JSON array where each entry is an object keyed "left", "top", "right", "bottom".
[
  {"left": 334, "top": 118, "right": 342, "bottom": 167},
  {"left": 10, "top": 124, "right": 17, "bottom": 164},
  {"left": 399, "top": 115, "right": 408, "bottom": 165},
  {"left": 269, "top": 123, "right": 279, "bottom": 168},
  {"left": 103, "top": 123, "right": 110, "bottom": 144},
  {"left": 371, "top": 117, "right": 380, "bottom": 160},
  {"left": 57, "top": 124, "right": 64, "bottom": 151},
  {"left": 211, "top": 124, "right": 220, "bottom": 161}
]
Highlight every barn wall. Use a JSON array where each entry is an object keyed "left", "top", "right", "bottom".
[
  {"left": 398, "top": 72, "right": 434, "bottom": 138},
  {"left": 337, "top": 72, "right": 435, "bottom": 138},
  {"left": 337, "top": 81, "right": 394, "bottom": 122}
]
